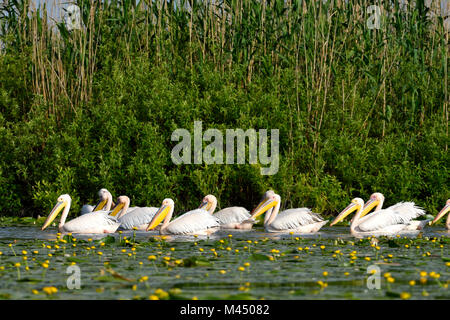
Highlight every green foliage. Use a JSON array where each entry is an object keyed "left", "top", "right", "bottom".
[{"left": 0, "top": 1, "right": 447, "bottom": 218}]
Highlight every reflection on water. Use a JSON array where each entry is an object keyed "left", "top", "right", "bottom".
[{"left": 0, "top": 225, "right": 447, "bottom": 241}]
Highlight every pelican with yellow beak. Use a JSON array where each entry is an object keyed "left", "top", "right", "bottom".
[
  {"left": 42, "top": 194, "right": 124, "bottom": 234},
  {"left": 330, "top": 197, "right": 427, "bottom": 235},
  {"left": 431, "top": 199, "right": 450, "bottom": 229},
  {"left": 249, "top": 190, "right": 328, "bottom": 233},
  {"left": 81, "top": 188, "right": 115, "bottom": 215},
  {"left": 198, "top": 194, "right": 254, "bottom": 229},
  {"left": 114, "top": 195, "right": 159, "bottom": 231},
  {"left": 361, "top": 193, "right": 426, "bottom": 222},
  {"left": 146, "top": 198, "right": 220, "bottom": 235}
]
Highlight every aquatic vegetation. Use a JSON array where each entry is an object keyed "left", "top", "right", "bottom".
[{"left": 0, "top": 227, "right": 448, "bottom": 300}]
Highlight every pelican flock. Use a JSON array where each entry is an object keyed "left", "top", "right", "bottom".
[{"left": 39, "top": 190, "right": 446, "bottom": 237}]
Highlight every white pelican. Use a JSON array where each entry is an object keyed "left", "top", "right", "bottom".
[
  {"left": 42, "top": 194, "right": 122, "bottom": 234},
  {"left": 146, "top": 198, "right": 220, "bottom": 235},
  {"left": 80, "top": 188, "right": 114, "bottom": 215},
  {"left": 114, "top": 196, "right": 159, "bottom": 231},
  {"left": 358, "top": 192, "right": 430, "bottom": 230},
  {"left": 198, "top": 194, "right": 254, "bottom": 229},
  {"left": 249, "top": 190, "right": 328, "bottom": 233},
  {"left": 330, "top": 197, "right": 427, "bottom": 235},
  {"left": 362, "top": 192, "right": 425, "bottom": 218},
  {"left": 431, "top": 199, "right": 450, "bottom": 229}
]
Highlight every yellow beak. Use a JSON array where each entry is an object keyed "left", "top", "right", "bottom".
[
  {"left": 330, "top": 202, "right": 360, "bottom": 226},
  {"left": 147, "top": 205, "right": 170, "bottom": 231},
  {"left": 361, "top": 199, "right": 379, "bottom": 218},
  {"left": 42, "top": 201, "right": 66, "bottom": 230},
  {"left": 93, "top": 199, "right": 107, "bottom": 212},
  {"left": 431, "top": 204, "right": 450, "bottom": 225},
  {"left": 250, "top": 198, "right": 278, "bottom": 219},
  {"left": 198, "top": 201, "right": 209, "bottom": 210},
  {"left": 109, "top": 202, "right": 124, "bottom": 217}
]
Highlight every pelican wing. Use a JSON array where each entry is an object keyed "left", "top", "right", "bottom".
[
  {"left": 166, "top": 209, "right": 220, "bottom": 234},
  {"left": 214, "top": 207, "right": 250, "bottom": 225},
  {"left": 271, "top": 208, "right": 324, "bottom": 230},
  {"left": 80, "top": 204, "right": 94, "bottom": 215},
  {"left": 127, "top": 206, "right": 141, "bottom": 213},
  {"left": 357, "top": 209, "right": 380, "bottom": 224},
  {"left": 63, "top": 211, "right": 119, "bottom": 233},
  {"left": 357, "top": 203, "right": 425, "bottom": 232},
  {"left": 118, "top": 207, "right": 158, "bottom": 230},
  {"left": 388, "top": 202, "right": 425, "bottom": 216}
]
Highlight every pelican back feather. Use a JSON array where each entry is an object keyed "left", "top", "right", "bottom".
[
  {"left": 118, "top": 207, "right": 159, "bottom": 230},
  {"left": 270, "top": 208, "right": 324, "bottom": 230},
  {"left": 80, "top": 204, "right": 95, "bottom": 215},
  {"left": 166, "top": 209, "right": 220, "bottom": 234},
  {"left": 357, "top": 202, "right": 425, "bottom": 232},
  {"left": 63, "top": 211, "right": 120, "bottom": 233},
  {"left": 214, "top": 207, "right": 250, "bottom": 225}
]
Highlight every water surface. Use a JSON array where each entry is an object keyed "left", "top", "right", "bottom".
[{"left": 0, "top": 226, "right": 448, "bottom": 300}]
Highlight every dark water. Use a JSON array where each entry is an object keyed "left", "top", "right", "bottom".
[
  {"left": 0, "top": 226, "right": 448, "bottom": 300},
  {"left": 1, "top": 225, "right": 448, "bottom": 240}
]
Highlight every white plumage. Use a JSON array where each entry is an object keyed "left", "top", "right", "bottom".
[
  {"left": 331, "top": 197, "right": 427, "bottom": 236},
  {"left": 80, "top": 204, "right": 95, "bottom": 215},
  {"left": 357, "top": 202, "right": 425, "bottom": 232},
  {"left": 118, "top": 207, "right": 159, "bottom": 231},
  {"left": 147, "top": 199, "right": 220, "bottom": 235},
  {"left": 214, "top": 207, "right": 251, "bottom": 225},
  {"left": 199, "top": 195, "right": 253, "bottom": 229},
  {"left": 42, "top": 194, "right": 121, "bottom": 234},
  {"left": 165, "top": 209, "right": 220, "bottom": 235},
  {"left": 270, "top": 208, "right": 326, "bottom": 231},
  {"left": 80, "top": 188, "right": 114, "bottom": 215},
  {"left": 62, "top": 211, "right": 120, "bottom": 234},
  {"left": 250, "top": 191, "right": 328, "bottom": 233}
]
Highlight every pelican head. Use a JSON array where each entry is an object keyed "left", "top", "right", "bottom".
[
  {"left": 198, "top": 194, "right": 217, "bottom": 213},
  {"left": 250, "top": 190, "right": 280, "bottom": 219},
  {"left": 42, "top": 194, "right": 71, "bottom": 230},
  {"left": 362, "top": 192, "right": 384, "bottom": 215},
  {"left": 146, "top": 198, "right": 174, "bottom": 231},
  {"left": 431, "top": 199, "right": 450, "bottom": 225},
  {"left": 109, "top": 195, "right": 130, "bottom": 217},
  {"left": 330, "top": 198, "right": 365, "bottom": 226},
  {"left": 93, "top": 188, "right": 113, "bottom": 211}
]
